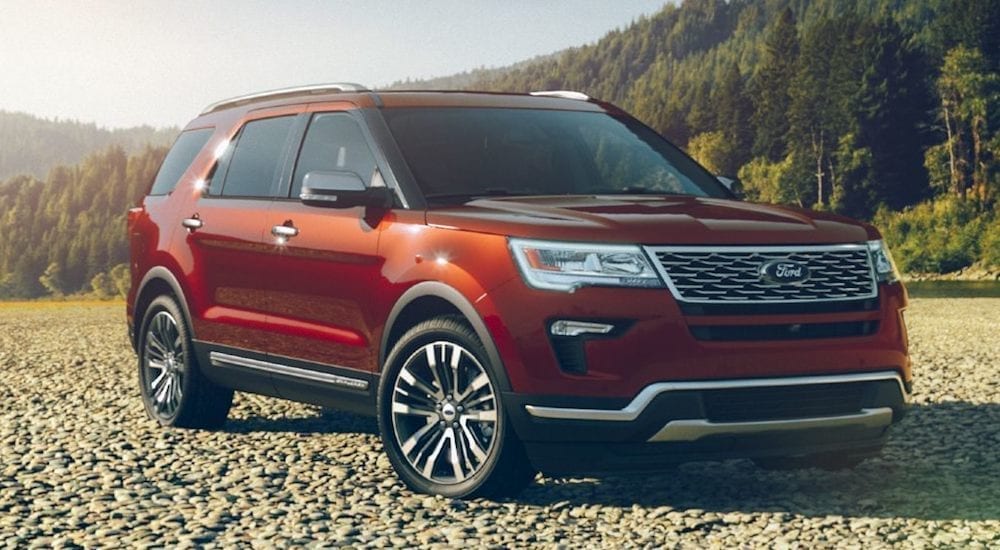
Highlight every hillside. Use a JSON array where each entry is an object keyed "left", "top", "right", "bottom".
[
  {"left": 382, "top": 52, "right": 562, "bottom": 90},
  {"left": 0, "top": 145, "right": 167, "bottom": 298},
  {"left": 0, "top": 110, "right": 176, "bottom": 181},
  {"left": 404, "top": 0, "right": 997, "bottom": 211}
]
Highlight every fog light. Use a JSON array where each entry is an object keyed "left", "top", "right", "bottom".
[{"left": 550, "top": 320, "right": 615, "bottom": 337}]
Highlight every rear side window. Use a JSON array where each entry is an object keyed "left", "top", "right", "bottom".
[
  {"left": 149, "top": 128, "right": 213, "bottom": 195},
  {"left": 290, "top": 113, "right": 377, "bottom": 198},
  {"left": 220, "top": 115, "right": 296, "bottom": 198}
]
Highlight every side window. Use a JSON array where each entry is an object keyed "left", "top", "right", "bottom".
[
  {"left": 291, "top": 113, "right": 377, "bottom": 198},
  {"left": 149, "top": 128, "right": 213, "bottom": 195},
  {"left": 220, "top": 115, "right": 296, "bottom": 198}
]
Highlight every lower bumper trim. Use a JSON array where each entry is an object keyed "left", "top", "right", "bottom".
[
  {"left": 647, "top": 407, "right": 893, "bottom": 442},
  {"left": 523, "top": 370, "right": 907, "bottom": 422}
]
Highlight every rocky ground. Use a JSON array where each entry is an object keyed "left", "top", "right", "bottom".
[{"left": 1, "top": 298, "right": 998, "bottom": 548}]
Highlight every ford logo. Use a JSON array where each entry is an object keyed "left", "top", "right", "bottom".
[{"left": 759, "top": 260, "right": 811, "bottom": 285}]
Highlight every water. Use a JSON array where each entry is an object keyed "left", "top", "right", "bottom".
[{"left": 905, "top": 280, "right": 1000, "bottom": 298}]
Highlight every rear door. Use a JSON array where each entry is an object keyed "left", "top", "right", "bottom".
[
  {"left": 256, "top": 107, "right": 386, "bottom": 402},
  {"left": 184, "top": 110, "right": 301, "bottom": 365}
]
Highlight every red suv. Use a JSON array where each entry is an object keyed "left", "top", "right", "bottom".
[{"left": 127, "top": 85, "right": 911, "bottom": 498}]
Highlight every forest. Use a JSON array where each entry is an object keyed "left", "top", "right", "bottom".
[
  {"left": 0, "top": 146, "right": 166, "bottom": 298},
  {"left": 465, "top": 0, "right": 1000, "bottom": 274},
  {"left": 0, "top": 110, "right": 174, "bottom": 181},
  {"left": 0, "top": 0, "right": 997, "bottom": 299}
]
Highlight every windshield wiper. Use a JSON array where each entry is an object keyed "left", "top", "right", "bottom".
[
  {"left": 590, "top": 186, "right": 669, "bottom": 195},
  {"left": 423, "top": 188, "right": 517, "bottom": 203}
]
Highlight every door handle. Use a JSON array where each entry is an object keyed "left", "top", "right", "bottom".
[
  {"left": 182, "top": 217, "right": 203, "bottom": 231},
  {"left": 271, "top": 224, "right": 299, "bottom": 239}
]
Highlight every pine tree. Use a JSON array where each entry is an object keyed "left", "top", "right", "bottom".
[{"left": 750, "top": 7, "right": 799, "bottom": 161}]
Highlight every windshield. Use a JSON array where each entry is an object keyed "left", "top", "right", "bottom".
[{"left": 381, "top": 107, "right": 728, "bottom": 203}]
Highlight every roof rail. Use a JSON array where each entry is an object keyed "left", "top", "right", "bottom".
[
  {"left": 200, "top": 83, "right": 369, "bottom": 115},
  {"left": 529, "top": 90, "right": 590, "bottom": 101}
]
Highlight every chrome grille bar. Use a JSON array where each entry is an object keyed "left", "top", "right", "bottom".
[{"left": 644, "top": 244, "right": 878, "bottom": 303}]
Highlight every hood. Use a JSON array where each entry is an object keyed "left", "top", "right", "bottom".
[{"left": 425, "top": 195, "right": 878, "bottom": 245}]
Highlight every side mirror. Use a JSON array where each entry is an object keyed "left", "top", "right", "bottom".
[
  {"left": 300, "top": 171, "right": 392, "bottom": 209},
  {"left": 716, "top": 175, "right": 744, "bottom": 199}
]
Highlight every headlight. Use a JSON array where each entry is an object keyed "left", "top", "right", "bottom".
[
  {"left": 509, "top": 238, "right": 665, "bottom": 292},
  {"left": 867, "top": 240, "right": 900, "bottom": 284}
]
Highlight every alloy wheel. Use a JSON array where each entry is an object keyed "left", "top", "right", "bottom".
[
  {"left": 390, "top": 340, "right": 499, "bottom": 484},
  {"left": 143, "top": 310, "right": 185, "bottom": 419}
]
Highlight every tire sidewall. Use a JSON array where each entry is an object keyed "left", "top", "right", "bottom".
[{"left": 377, "top": 320, "right": 511, "bottom": 498}]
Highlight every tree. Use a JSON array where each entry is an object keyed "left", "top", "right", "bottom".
[
  {"left": 39, "top": 262, "right": 66, "bottom": 297},
  {"left": 110, "top": 263, "right": 131, "bottom": 298},
  {"left": 687, "top": 131, "right": 732, "bottom": 175},
  {"left": 738, "top": 154, "right": 810, "bottom": 207},
  {"left": 713, "top": 63, "right": 754, "bottom": 175},
  {"left": 936, "top": 46, "right": 1000, "bottom": 204},
  {"left": 750, "top": 7, "right": 799, "bottom": 161},
  {"left": 847, "top": 17, "right": 934, "bottom": 216},
  {"left": 89, "top": 272, "right": 114, "bottom": 298}
]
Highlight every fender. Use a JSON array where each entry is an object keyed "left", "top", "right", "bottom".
[
  {"left": 133, "top": 266, "right": 195, "bottom": 347},
  {"left": 380, "top": 281, "right": 512, "bottom": 392}
]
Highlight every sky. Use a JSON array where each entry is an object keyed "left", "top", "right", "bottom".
[{"left": 0, "top": 0, "right": 667, "bottom": 129}]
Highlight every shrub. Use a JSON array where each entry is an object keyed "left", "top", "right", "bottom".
[{"left": 874, "top": 197, "right": 996, "bottom": 274}]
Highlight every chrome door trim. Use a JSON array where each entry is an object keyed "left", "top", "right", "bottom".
[
  {"left": 524, "top": 370, "right": 907, "bottom": 421},
  {"left": 209, "top": 351, "right": 369, "bottom": 391},
  {"left": 647, "top": 407, "right": 894, "bottom": 442}
]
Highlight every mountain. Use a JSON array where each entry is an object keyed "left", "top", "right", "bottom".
[
  {"left": 0, "top": 110, "right": 176, "bottom": 181},
  {"left": 382, "top": 52, "right": 562, "bottom": 91}
]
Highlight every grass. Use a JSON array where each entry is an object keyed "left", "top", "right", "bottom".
[{"left": 0, "top": 299, "right": 125, "bottom": 310}]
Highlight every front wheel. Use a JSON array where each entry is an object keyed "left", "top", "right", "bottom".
[{"left": 377, "top": 316, "right": 536, "bottom": 498}]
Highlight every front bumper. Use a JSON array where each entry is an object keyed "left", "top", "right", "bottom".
[
  {"left": 504, "top": 370, "right": 908, "bottom": 475},
  {"left": 482, "top": 278, "right": 911, "bottom": 399}
]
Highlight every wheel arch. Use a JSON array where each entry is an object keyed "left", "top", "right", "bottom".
[
  {"left": 132, "top": 266, "right": 194, "bottom": 349},
  {"left": 380, "top": 282, "right": 511, "bottom": 392}
]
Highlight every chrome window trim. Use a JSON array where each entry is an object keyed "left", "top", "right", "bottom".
[
  {"left": 647, "top": 407, "right": 893, "bottom": 442},
  {"left": 643, "top": 243, "right": 879, "bottom": 304},
  {"left": 209, "top": 351, "right": 369, "bottom": 391},
  {"left": 523, "top": 370, "right": 907, "bottom": 422}
]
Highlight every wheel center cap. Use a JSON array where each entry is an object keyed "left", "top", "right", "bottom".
[{"left": 441, "top": 403, "right": 457, "bottom": 421}]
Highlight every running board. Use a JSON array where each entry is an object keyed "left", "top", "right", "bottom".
[{"left": 208, "top": 351, "right": 369, "bottom": 391}]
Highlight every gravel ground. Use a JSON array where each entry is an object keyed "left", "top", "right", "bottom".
[{"left": 1, "top": 298, "right": 998, "bottom": 548}]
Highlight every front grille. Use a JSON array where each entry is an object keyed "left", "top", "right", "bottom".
[
  {"left": 689, "top": 321, "right": 879, "bottom": 341},
  {"left": 702, "top": 382, "right": 866, "bottom": 422},
  {"left": 645, "top": 245, "right": 877, "bottom": 303}
]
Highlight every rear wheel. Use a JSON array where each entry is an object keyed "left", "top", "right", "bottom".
[
  {"left": 377, "top": 316, "right": 536, "bottom": 498},
  {"left": 137, "top": 295, "right": 233, "bottom": 429}
]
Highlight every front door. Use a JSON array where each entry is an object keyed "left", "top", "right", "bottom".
[{"left": 259, "top": 110, "right": 386, "bottom": 380}]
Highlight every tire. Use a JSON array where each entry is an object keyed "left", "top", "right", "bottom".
[
  {"left": 377, "top": 315, "right": 536, "bottom": 498},
  {"left": 754, "top": 452, "right": 866, "bottom": 471},
  {"left": 137, "top": 295, "right": 233, "bottom": 429}
]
